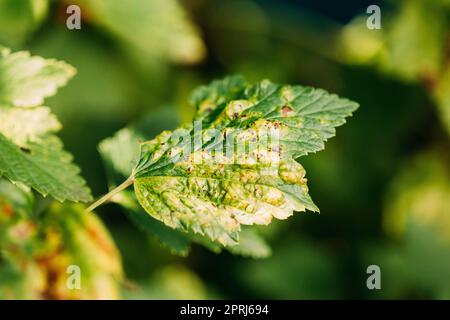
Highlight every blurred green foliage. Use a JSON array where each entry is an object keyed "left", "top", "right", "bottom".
[
  {"left": 0, "top": 0, "right": 450, "bottom": 299},
  {"left": 0, "top": 181, "right": 122, "bottom": 299}
]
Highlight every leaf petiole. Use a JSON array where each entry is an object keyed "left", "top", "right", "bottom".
[{"left": 85, "top": 175, "right": 135, "bottom": 213}]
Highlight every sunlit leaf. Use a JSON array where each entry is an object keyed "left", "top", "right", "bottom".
[
  {"left": 0, "top": 48, "right": 91, "bottom": 202},
  {"left": 128, "top": 76, "right": 358, "bottom": 245},
  {"left": 75, "top": 0, "right": 206, "bottom": 64}
]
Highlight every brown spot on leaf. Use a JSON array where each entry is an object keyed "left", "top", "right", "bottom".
[{"left": 281, "top": 105, "right": 294, "bottom": 116}]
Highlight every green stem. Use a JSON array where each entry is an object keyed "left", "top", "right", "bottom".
[{"left": 85, "top": 176, "right": 134, "bottom": 213}]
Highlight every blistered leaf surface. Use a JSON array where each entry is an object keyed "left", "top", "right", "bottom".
[{"left": 132, "top": 76, "right": 358, "bottom": 245}]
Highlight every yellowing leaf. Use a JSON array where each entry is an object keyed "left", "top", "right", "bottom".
[
  {"left": 129, "top": 76, "right": 358, "bottom": 245},
  {"left": 0, "top": 48, "right": 91, "bottom": 202}
]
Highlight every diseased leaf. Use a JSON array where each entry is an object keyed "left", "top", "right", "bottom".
[
  {"left": 0, "top": 48, "right": 92, "bottom": 202},
  {"left": 129, "top": 76, "right": 358, "bottom": 245},
  {"left": 383, "top": 152, "right": 450, "bottom": 240},
  {"left": 0, "top": 178, "right": 33, "bottom": 226},
  {"left": 98, "top": 106, "right": 181, "bottom": 185},
  {"left": 99, "top": 124, "right": 271, "bottom": 257},
  {"left": 0, "top": 192, "right": 123, "bottom": 299},
  {"left": 240, "top": 239, "right": 343, "bottom": 299}
]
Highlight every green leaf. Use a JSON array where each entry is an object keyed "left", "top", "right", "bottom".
[
  {"left": 74, "top": 0, "right": 205, "bottom": 65},
  {"left": 99, "top": 123, "right": 271, "bottom": 257},
  {"left": 0, "top": 48, "right": 76, "bottom": 107},
  {"left": 0, "top": 132, "right": 92, "bottom": 203},
  {"left": 383, "top": 152, "right": 450, "bottom": 239},
  {"left": 128, "top": 76, "right": 358, "bottom": 246},
  {"left": 99, "top": 127, "right": 143, "bottom": 181},
  {"left": 434, "top": 66, "right": 450, "bottom": 136},
  {"left": 123, "top": 265, "right": 211, "bottom": 299},
  {"left": 240, "top": 239, "right": 343, "bottom": 299},
  {"left": 114, "top": 190, "right": 191, "bottom": 257},
  {"left": 226, "top": 228, "right": 271, "bottom": 258},
  {"left": 377, "top": 151, "right": 450, "bottom": 298},
  {"left": 0, "top": 196, "right": 123, "bottom": 299},
  {"left": 0, "top": 48, "right": 91, "bottom": 202}
]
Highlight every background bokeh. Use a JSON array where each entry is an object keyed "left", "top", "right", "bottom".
[{"left": 1, "top": 0, "right": 450, "bottom": 299}]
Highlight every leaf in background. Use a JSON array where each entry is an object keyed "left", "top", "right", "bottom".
[
  {"left": 0, "top": 0, "right": 48, "bottom": 48},
  {"left": 0, "top": 48, "right": 76, "bottom": 107},
  {"left": 0, "top": 107, "right": 60, "bottom": 146},
  {"left": 0, "top": 48, "right": 92, "bottom": 202},
  {"left": 380, "top": 0, "right": 448, "bottom": 82},
  {"left": 128, "top": 76, "right": 358, "bottom": 245},
  {"left": 0, "top": 194, "right": 123, "bottom": 299},
  {"left": 383, "top": 152, "right": 450, "bottom": 241},
  {"left": 337, "top": 16, "right": 383, "bottom": 65},
  {"left": 114, "top": 190, "right": 191, "bottom": 257},
  {"left": 123, "top": 265, "right": 212, "bottom": 299},
  {"left": 30, "top": 27, "right": 141, "bottom": 121},
  {"left": 239, "top": 239, "right": 343, "bottom": 299},
  {"left": 434, "top": 66, "right": 450, "bottom": 136},
  {"left": 226, "top": 228, "right": 271, "bottom": 258},
  {"left": 0, "top": 179, "right": 33, "bottom": 229},
  {"left": 99, "top": 127, "right": 143, "bottom": 182},
  {"left": 373, "top": 152, "right": 450, "bottom": 298},
  {"left": 339, "top": 0, "right": 449, "bottom": 83},
  {"left": 75, "top": 0, "right": 206, "bottom": 65}
]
